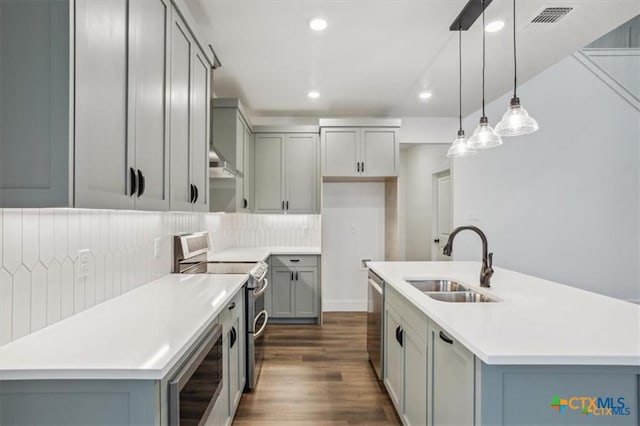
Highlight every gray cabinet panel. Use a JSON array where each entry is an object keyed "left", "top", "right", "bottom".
[
  {"left": 271, "top": 267, "right": 294, "bottom": 317},
  {"left": 362, "top": 128, "right": 398, "bottom": 177},
  {"left": 242, "top": 126, "right": 253, "bottom": 211},
  {"left": 75, "top": 0, "right": 133, "bottom": 209},
  {"left": 0, "top": 0, "right": 70, "bottom": 207},
  {"left": 191, "top": 48, "right": 210, "bottom": 212},
  {"left": 403, "top": 323, "right": 428, "bottom": 426},
  {"left": 384, "top": 303, "right": 404, "bottom": 413},
  {"left": 321, "top": 128, "right": 359, "bottom": 177},
  {"left": 254, "top": 134, "right": 284, "bottom": 213},
  {"left": 294, "top": 268, "right": 317, "bottom": 317},
  {"left": 285, "top": 134, "right": 318, "bottom": 214},
  {"left": 430, "top": 323, "right": 474, "bottom": 426},
  {"left": 130, "top": 0, "right": 170, "bottom": 211},
  {"left": 168, "top": 14, "right": 193, "bottom": 211}
]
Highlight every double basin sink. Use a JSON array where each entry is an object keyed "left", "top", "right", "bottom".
[{"left": 405, "top": 279, "right": 497, "bottom": 303}]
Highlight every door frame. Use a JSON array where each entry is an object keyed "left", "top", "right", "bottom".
[{"left": 431, "top": 169, "right": 452, "bottom": 261}]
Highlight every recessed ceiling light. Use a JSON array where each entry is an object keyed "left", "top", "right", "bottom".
[
  {"left": 419, "top": 91, "right": 432, "bottom": 100},
  {"left": 485, "top": 20, "right": 505, "bottom": 32},
  {"left": 309, "top": 18, "right": 328, "bottom": 31},
  {"left": 308, "top": 90, "right": 320, "bottom": 99}
]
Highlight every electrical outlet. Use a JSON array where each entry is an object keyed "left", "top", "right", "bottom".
[
  {"left": 154, "top": 238, "right": 161, "bottom": 258},
  {"left": 77, "top": 249, "right": 90, "bottom": 279}
]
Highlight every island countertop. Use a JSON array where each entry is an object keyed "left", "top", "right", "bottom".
[
  {"left": 367, "top": 261, "right": 640, "bottom": 366},
  {"left": 0, "top": 273, "right": 248, "bottom": 381}
]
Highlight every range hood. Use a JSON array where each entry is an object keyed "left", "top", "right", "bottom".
[{"left": 209, "top": 149, "right": 243, "bottom": 179}]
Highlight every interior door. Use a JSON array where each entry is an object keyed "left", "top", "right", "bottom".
[
  {"left": 130, "top": 0, "right": 170, "bottom": 211},
  {"left": 432, "top": 170, "right": 452, "bottom": 261},
  {"left": 285, "top": 134, "right": 318, "bottom": 213}
]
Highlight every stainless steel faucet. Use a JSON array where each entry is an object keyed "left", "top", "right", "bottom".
[{"left": 442, "top": 226, "right": 494, "bottom": 288}]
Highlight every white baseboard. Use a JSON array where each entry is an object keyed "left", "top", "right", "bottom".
[{"left": 323, "top": 299, "right": 367, "bottom": 312}]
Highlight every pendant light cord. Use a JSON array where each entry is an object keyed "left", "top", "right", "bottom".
[
  {"left": 458, "top": 28, "right": 463, "bottom": 132},
  {"left": 481, "top": 0, "right": 486, "bottom": 117},
  {"left": 513, "top": 0, "right": 517, "bottom": 97}
]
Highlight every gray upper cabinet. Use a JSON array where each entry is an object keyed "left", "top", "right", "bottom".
[
  {"left": 169, "top": 10, "right": 211, "bottom": 212},
  {"left": 320, "top": 126, "right": 399, "bottom": 178},
  {"left": 0, "top": 0, "right": 70, "bottom": 207},
  {"left": 0, "top": 0, "right": 210, "bottom": 212},
  {"left": 74, "top": 0, "right": 132, "bottom": 209},
  {"left": 210, "top": 99, "right": 253, "bottom": 213},
  {"left": 129, "top": 0, "right": 171, "bottom": 211},
  {"left": 254, "top": 134, "right": 285, "bottom": 213},
  {"left": 254, "top": 133, "right": 319, "bottom": 214}
]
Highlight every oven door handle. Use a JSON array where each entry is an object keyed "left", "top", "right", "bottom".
[
  {"left": 253, "top": 278, "right": 269, "bottom": 298},
  {"left": 253, "top": 310, "right": 269, "bottom": 340}
]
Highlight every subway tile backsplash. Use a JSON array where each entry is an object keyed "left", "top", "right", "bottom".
[{"left": 0, "top": 209, "right": 320, "bottom": 345}]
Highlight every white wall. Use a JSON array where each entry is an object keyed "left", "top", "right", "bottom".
[
  {"left": 399, "top": 117, "right": 458, "bottom": 144},
  {"left": 400, "top": 144, "right": 450, "bottom": 260},
  {"left": 453, "top": 55, "right": 640, "bottom": 301},
  {"left": 322, "top": 182, "right": 385, "bottom": 311}
]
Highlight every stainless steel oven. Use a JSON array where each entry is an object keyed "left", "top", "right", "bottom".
[
  {"left": 173, "top": 232, "right": 269, "bottom": 393},
  {"left": 169, "top": 323, "right": 223, "bottom": 426}
]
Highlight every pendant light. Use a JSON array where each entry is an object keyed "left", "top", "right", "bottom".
[
  {"left": 495, "top": 0, "right": 539, "bottom": 136},
  {"left": 447, "top": 28, "right": 477, "bottom": 158},
  {"left": 468, "top": 0, "right": 503, "bottom": 150}
]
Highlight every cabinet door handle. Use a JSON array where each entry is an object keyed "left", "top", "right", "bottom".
[
  {"left": 190, "top": 184, "right": 195, "bottom": 203},
  {"left": 244, "top": 198, "right": 248, "bottom": 209},
  {"left": 129, "top": 167, "right": 137, "bottom": 196},
  {"left": 291, "top": 271, "right": 294, "bottom": 281},
  {"left": 433, "top": 239, "right": 440, "bottom": 243},
  {"left": 395, "top": 325, "right": 403, "bottom": 347},
  {"left": 362, "top": 162, "right": 365, "bottom": 172},
  {"left": 295, "top": 271, "right": 298, "bottom": 281},
  {"left": 230, "top": 326, "right": 237, "bottom": 349},
  {"left": 357, "top": 162, "right": 360, "bottom": 172},
  {"left": 286, "top": 200, "right": 289, "bottom": 210},
  {"left": 194, "top": 185, "right": 199, "bottom": 203},
  {"left": 137, "top": 169, "right": 145, "bottom": 197},
  {"left": 439, "top": 331, "right": 454, "bottom": 345},
  {"left": 282, "top": 201, "right": 285, "bottom": 211},
  {"left": 228, "top": 302, "right": 236, "bottom": 310}
]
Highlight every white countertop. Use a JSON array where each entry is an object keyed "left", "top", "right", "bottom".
[
  {"left": 368, "top": 261, "right": 640, "bottom": 366},
  {"left": 207, "top": 246, "right": 321, "bottom": 262},
  {"left": 0, "top": 274, "right": 248, "bottom": 381}
]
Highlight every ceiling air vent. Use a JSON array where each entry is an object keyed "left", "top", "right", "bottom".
[{"left": 530, "top": 7, "right": 573, "bottom": 24}]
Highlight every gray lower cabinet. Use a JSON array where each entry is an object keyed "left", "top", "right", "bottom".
[
  {"left": 382, "top": 282, "right": 640, "bottom": 426},
  {"left": 428, "top": 323, "right": 474, "bottom": 426},
  {"left": 254, "top": 133, "right": 319, "bottom": 214},
  {"left": 384, "top": 288, "right": 428, "bottom": 426},
  {"left": 268, "top": 255, "right": 320, "bottom": 321}
]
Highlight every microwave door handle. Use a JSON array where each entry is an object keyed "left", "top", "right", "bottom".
[
  {"left": 253, "top": 278, "right": 269, "bottom": 298},
  {"left": 253, "top": 310, "right": 269, "bottom": 339}
]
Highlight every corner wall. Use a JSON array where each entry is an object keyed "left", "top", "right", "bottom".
[{"left": 453, "top": 54, "right": 640, "bottom": 301}]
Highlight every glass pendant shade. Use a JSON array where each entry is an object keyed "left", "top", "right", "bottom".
[
  {"left": 468, "top": 116, "right": 503, "bottom": 149},
  {"left": 447, "top": 130, "right": 477, "bottom": 158},
  {"left": 495, "top": 97, "right": 539, "bottom": 136}
]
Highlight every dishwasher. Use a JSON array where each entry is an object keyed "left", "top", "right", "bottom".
[{"left": 367, "top": 270, "right": 384, "bottom": 381}]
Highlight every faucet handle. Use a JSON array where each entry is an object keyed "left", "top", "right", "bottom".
[{"left": 487, "top": 252, "right": 493, "bottom": 269}]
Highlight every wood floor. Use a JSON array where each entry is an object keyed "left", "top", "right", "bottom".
[{"left": 233, "top": 312, "right": 401, "bottom": 425}]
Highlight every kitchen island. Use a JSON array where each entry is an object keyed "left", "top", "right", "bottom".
[{"left": 368, "top": 261, "right": 640, "bottom": 425}]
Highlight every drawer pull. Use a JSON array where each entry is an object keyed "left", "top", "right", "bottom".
[
  {"left": 439, "top": 331, "right": 454, "bottom": 345},
  {"left": 289, "top": 259, "right": 300, "bottom": 262}
]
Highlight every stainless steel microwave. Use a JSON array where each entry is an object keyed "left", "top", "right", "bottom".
[{"left": 169, "top": 323, "right": 223, "bottom": 425}]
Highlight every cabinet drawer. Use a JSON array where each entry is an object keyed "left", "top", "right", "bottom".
[{"left": 271, "top": 255, "right": 318, "bottom": 268}]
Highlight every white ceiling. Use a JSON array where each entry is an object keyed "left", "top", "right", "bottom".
[{"left": 187, "top": 0, "right": 639, "bottom": 118}]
